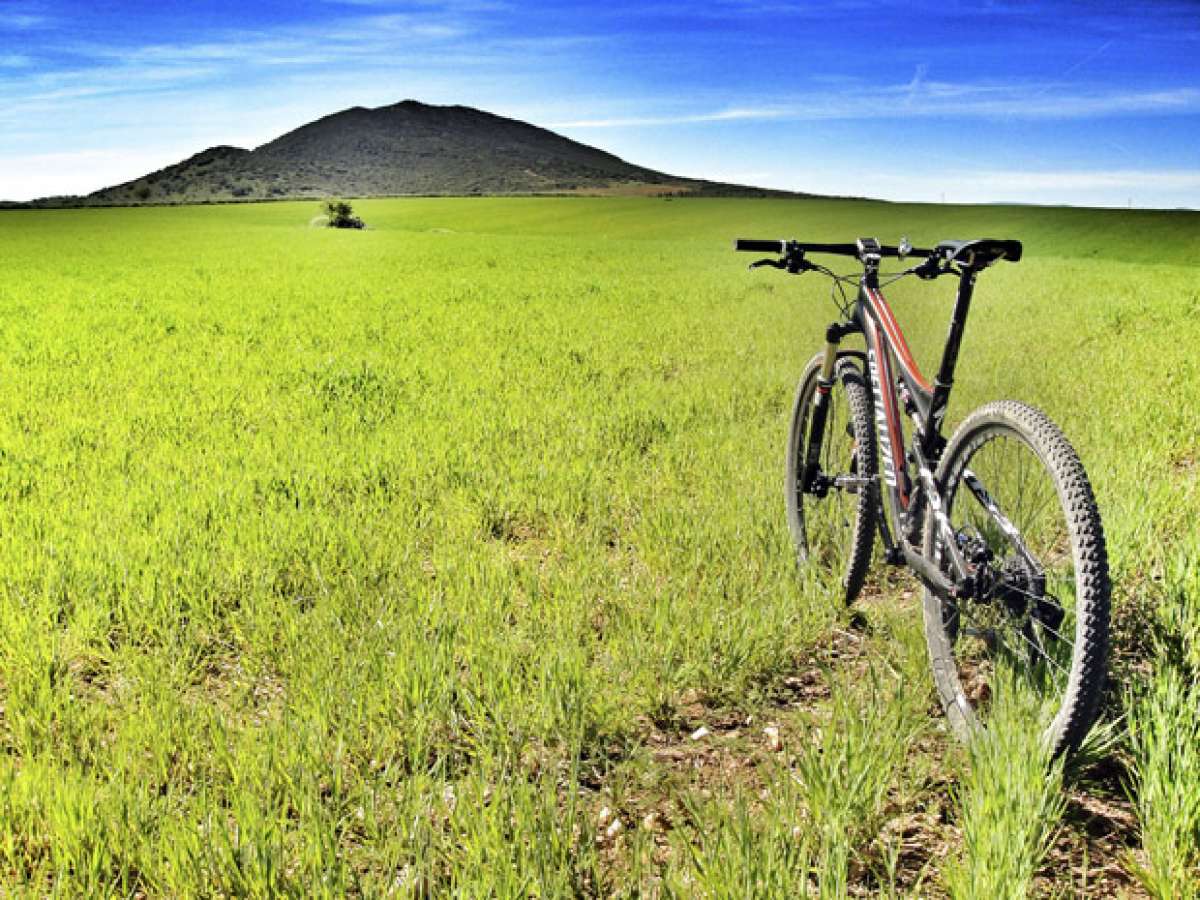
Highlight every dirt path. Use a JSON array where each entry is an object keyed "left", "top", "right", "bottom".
[{"left": 579, "top": 589, "right": 1146, "bottom": 896}]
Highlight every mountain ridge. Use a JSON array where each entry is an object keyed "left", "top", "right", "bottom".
[{"left": 14, "top": 100, "right": 801, "bottom": 207}]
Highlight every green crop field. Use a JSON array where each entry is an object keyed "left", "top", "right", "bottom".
[{"left": 0, "top": 197, "right": 1197, "bottom": 896}]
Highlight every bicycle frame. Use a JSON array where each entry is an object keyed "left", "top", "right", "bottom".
[
  {"left": 804, "top": 260, "right": 985, "bottom": 600},
  {"left": 741, "top": 234, "right": 1106, "bottom": 755}
]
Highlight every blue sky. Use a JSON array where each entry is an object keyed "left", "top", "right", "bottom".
[{"left": 1, "top": 0, "right": 1198, "bottom": 206}]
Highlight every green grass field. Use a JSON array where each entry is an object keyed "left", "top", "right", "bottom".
[{"left": 0, "top": 197, "right": 1197, "bottom": 896}]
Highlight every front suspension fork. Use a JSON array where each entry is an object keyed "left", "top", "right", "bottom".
[{"left": 802, "top": 322, "right": 858, "bottom": 495}]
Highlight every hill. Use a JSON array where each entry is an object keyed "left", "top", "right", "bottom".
[{"left": 64, "top": 101, "right": 793, "bottom": 205}]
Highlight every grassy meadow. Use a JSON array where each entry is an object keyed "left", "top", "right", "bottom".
[{"left": 0, "top": 196, "right": 1197, "bottom": 896}]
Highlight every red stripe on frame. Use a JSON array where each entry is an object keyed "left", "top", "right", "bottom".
[{"left": 867, "top": 287, "right": 931, "bottom": 392}]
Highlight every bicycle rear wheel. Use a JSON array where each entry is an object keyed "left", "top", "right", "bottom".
[
  {"left": 785, "top": 354, "right": 877, "bottom": 604},
  {"left": 923, "top": 401, "right": 1110, "bottom": 756}
]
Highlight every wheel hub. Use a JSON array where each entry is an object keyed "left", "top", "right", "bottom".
[
  {"left": 955, "top": 531, "right": 1041, "bottom": 620},
  {"left": 990, "top": 555, "right": 1040, "bottom": 618}
]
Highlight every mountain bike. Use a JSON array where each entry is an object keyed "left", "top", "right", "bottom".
[{"left": 735, "top": 236, "right": 1110, "bottom": 756}]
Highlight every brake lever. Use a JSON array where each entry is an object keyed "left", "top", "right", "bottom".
[{"left": 748, "top": 258, "right": 787, "bottom": 271}]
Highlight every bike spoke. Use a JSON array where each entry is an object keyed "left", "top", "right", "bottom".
[
  {"left": 956, "top": 599, "right": 1071, "bottom": 682},
  {"left": 1012, "top": 623, "right": 1070, "bottom": 679},
  {"left": 937, "top": 425, "right": 1082, "bottom": 731}
]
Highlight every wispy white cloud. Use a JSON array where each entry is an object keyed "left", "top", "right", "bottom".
[
  {"left": 318, "top": 0, "right": 510, "bottom": 7},
  {"left": 628, "top": 0, "right": 876, "bottom": 18},
  {"left": 0, "top": 6, "right": 508, "bottom": 134},
  {"left": 0, "top": 63, "right": 226, "bottom": 117},
  {"left": 904, "top": 64, "right": 929, "bottom": 107},
  {"left": 33, "top": 6, "right": 592, "bottom": 97},
  {"left": 782, "top": 166, "right": 1200, "bottom": 209},
  {"left": 552, "top": 107, "right": 788, "bottom": 128},
  {"left": 0, "top": 0, "right": 53, "bottom": 30},
  {"left": 0, "top": 12, "right": 47, "bottom": 29},
  {"left": 552, "top": 83, "right": 1200, "bottom": 127},
  {"left": 0, "top": 4, "right": 603, "bottom": 139},
  {"left": 66, "top": 12, "right": 473, "bottom": 68}
]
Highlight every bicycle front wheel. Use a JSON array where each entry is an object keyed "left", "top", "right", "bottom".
[
  {"left": 922, "top": 401, "right": 1110, "bottom": 756},
  {"left": 785, "top": 353, "right": 877, "bottom": 604}
]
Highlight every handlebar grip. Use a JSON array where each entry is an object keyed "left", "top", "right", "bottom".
[{"left": 734, "top": 239, "right": 786, "bottom": 253}]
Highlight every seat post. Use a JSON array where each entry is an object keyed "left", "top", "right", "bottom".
[{"left": 922, "top": 268, "right": 979, "bottom": 454}]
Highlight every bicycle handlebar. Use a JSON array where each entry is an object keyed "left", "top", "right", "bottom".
[
  {"left": 734, "top": 239, "right": 791, "bottom": 253},
  {"left": 734, "top": 239, "right": 934, "bottom": 258},
  {"left": 734, "top": 237, "right": 1022, "bottom": 270}
]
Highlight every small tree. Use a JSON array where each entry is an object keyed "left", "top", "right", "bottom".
[{"left": 322, "top": 199, "right": 365, "bottom": 229}]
